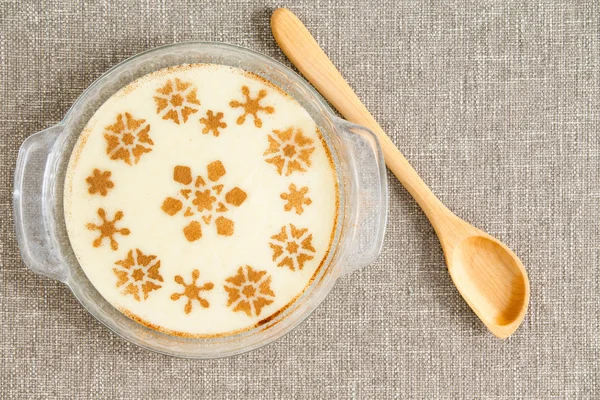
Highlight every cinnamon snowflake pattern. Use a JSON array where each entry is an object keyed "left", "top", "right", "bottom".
[
  {"left": 269, "top": 224, "right": 316, "bottom": 271},
  {"left": 170, "top": 269, "right": 214, "bottom": 314},
  {"left": 229, "top": 85, "right": 274, "bottom": 128},
  {"left": 200, "top": 110, "right": 227, "bottom": 136},
  {"left": 224, "top": 265, "right": 275, "bottom": 317},
  {"left": 86, "top": 169, "right": 114, "bottom": 196},
  {"left": 113, "top": 249, "right": 164, "bottom": 301},
  {"left": 104, "top": 113, "right": 153, "bottom": 165},
  {"left": 154, "top": 78, "right": 201, "bottom": 124},
  {"left": 161, "top": 161, "right": 248, "bottom": 242},
  {"left": 264, "top": 127, "right": 315, "bottom": 176},
  {"left": 86, "top": 208, "right": 130, "bottom": 250},
  {"left": 280, "top": 184, "right": 312, "bottom": 215}
]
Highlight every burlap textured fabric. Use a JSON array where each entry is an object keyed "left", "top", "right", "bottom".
[{"left": 1, "top": 1, "right": 598, "bottom": 398}]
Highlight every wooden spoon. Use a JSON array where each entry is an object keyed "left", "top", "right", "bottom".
[{"left": 271, "top": 8, "right": 529, "bottom": 338}]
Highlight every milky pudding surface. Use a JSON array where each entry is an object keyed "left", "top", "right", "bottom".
[{"left": 64, "top": 64, "right": 338, "bottom": 337}]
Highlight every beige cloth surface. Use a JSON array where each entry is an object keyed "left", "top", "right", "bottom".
[{"left": 1, "top": 0, "right": 598, "bottom": 398}]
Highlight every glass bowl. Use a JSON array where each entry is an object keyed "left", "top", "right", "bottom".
[{"left": 13, "top": 42, "right": 388, "bottom": 358}]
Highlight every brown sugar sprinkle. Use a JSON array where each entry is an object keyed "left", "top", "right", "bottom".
[
  {"left": 86, "top": 208, "right": 130, "bottom": 250},
  {"left": 104, "top": 112, "right": 154, "bottom": 165},
  {"left": 229, "top": 85, "right": 275, "bottom": 128},
  {"left": 269, "top": 223, "right": 315, "bottom": 271},
  {"left": 170, "top": 269, "right": 214, "bottom": 314},
  {"left": 224, "top": 265, "right": 275, "bottom": 317},
  {"left": 200, "top": 110, "right": 227, "bottom": 136},
  {"left": 280, "top": 183, "right": 312, "bottom": 214},
  {"left": 86, "top": 169, "right": 114, "bottom": 196},
  {"left": 154, "top": 78, "right": 201, "bottom": 124},
  {"left": 264, "top": 127, "right": 315, "bottom": 176},
  {"left": 161, "top": 161, "right": 247, "bottom": 241},
  {"left": 113, "top": 249, "right": 164, "bottom": 301}
]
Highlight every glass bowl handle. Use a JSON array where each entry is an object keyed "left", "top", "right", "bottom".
[
  {"left": 336, "top": 119, "right": 388, "bottom": 275},
  {"left": 13, "top": 125, "right": 68, "bottom": 282}
]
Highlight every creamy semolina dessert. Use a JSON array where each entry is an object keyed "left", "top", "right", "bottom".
[{"left": 64, "top": 64, "right": 339, "bottom": 337}]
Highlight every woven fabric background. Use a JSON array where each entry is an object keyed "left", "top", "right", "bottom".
[{"left": 1, "top": 0, "right": 599, "bottom": 398}]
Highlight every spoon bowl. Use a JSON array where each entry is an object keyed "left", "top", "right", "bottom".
[{"left": 449, "top": 235, "right": 529, "bottom": 338}]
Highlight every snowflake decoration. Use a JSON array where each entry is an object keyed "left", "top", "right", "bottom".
[
  {"left": 154, "top": 78, "right": 201, "bottom": 124},
  {"left": 86, "top": 169, "right": 114, "bottom": 196},
  {"left": 86, "top": 208, "right": 130, "bottom": 251},
  {"left": 104, "top": 112, "right": 153, "bottom": 165},
  {"left": 113, "top": 249, "right": 164, "bottom": 301},
  {"left": 161, "top": 161, "right": 247, "bottom": 242},
  {"left": 264, "top": 127, "right": 315, "bottom": 176},
  {"left": 170, "top": 269, "right": 214, "bottom": 314},
  {"left": 200, "top": 110, "right": 227, "bottom": 136},
  {"left": 229, "top": 85, "right": 274, "bottom": 128},
  {"left": 269, "top": 224, "right": 316, "bottom": 271},
  {"left": 224, "top": 265, "right": 275, "bottom": 317},
  {"left": 280, "top": 184, "right": 312, "bottom": 214}
]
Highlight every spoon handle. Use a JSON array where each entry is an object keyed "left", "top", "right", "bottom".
[{"left": 271, "top": 8, "right": 454, "bottom": 231}]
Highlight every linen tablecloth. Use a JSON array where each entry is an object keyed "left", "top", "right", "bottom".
[{"left": 1, "top": 1, "right": 598, "bottom": 398}]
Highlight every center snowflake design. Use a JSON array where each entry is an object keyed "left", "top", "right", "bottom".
[
  {"left": 224, "top": 265, "right": 275, "bottom": 317},
  {"left": 263, "top": 127, "right": 315, "bottom": 176},
  {"left": 269, "top": 224, "right": 316, "bottom": 271},
  {"left": 113, "top": 249, "right": 164, "bottom": 301},
  {"left": 161, "top": 161, "right": 248, "bottom": 242},
  {"left": 154, "top": 78, "right": 201, "bottom": 124},
  {"left": 170, "top": 269, "right": 214, "bottom": 314},
  {"left": 229, "top": 85, "right": 275, "bottom": 128},
  {"left": 86, "top": 208, "right": 130, "bottom": 250},
  {"left": 104, "top": 112, "right": 154, "bottom": 165}
]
